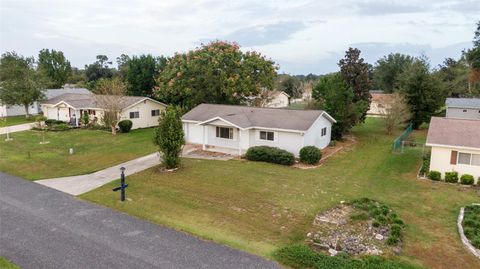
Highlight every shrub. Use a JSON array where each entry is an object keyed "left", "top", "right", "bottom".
[
  {"left": 54, "top": 120, "right": 64, "bottom": 124},
  {"left": 245, "top": 146, "right": 295, "bottom": 166},
  {"left": 118, "top": 120, "right": 133, "bottom": 133},
  {"left": 428, "top": 170, "right": 441, "bottom": 181},
  {"left": 153, "top": 107, "right": 185, "bottom": 169},
  {"left": 460, "top": 174, "right": 474, "bottom": 185},
  {"left": 386, "top": 236, "right": 400, "bottom": 245},
  {"left": 51, "top": 123, "right": 70, "bottom": 131},
  {"left": 299, "top": 146, "right": 322, "bottom": 164},
  {"left": 45, "top": 119, "right": 56, "bottom": 126},
  {"left": 445, "top": 172, "right": 458, "bottom": 183},
  {"left": 419, "top": 154, "right": 430, "bottom": 176},
  {"left": 350, "top": 212, "right": 369, "bottom": 221},
  {"left": 329, "top": 140, "right": 336, "bottom": 147}
]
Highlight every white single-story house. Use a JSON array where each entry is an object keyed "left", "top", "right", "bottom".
[
  {"left": 0, "top": 88, "right": 91, "bottom": 117},
  {"left": 265, "top": 91, "right": 290, "bottom": 108},
  {"left": 446, "top": 98, "right": 480, "bottom": 120},
  {"left": 426, "top": 117, "right": 480, "bottom": 183},
  {"left": 367, "top": 92, "right": 394, "bottom": 117},
  {"left": 181, "top": 103, "right": 336, "bottom": 156},
  {"left": 41, "top": 93, "right": 167, "bottom": 129}
]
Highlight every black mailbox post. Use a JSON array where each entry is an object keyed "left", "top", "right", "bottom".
[{"left": 113, "top": 167, "right": 128, "bottom": 201}]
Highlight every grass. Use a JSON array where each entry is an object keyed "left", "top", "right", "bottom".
[
  {"left": 0, "top": 128, "right": 157, "bottom": 180},
  {"left": 0, "top": 115, "right": 35, "bottom": 127},
  {"left": 0, "top": 257, "right": 20, "bottom": 269},
  {"left": 81, "top": 118, "right": 479, "bottom": 268}
]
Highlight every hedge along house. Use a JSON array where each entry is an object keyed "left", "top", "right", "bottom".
[
  {"left": 41, "top": 93, "right": 167, "bottom": 129},
  {"left": 181, "top": 104, "right": 336, "bottom": 156},
  {"left": 426, "top": 117, "right": 480, "bottom": 183}
]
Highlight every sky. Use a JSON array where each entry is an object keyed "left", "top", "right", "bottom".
[{"left": 0, "top": 0, "right": 479, "bottom": 74}]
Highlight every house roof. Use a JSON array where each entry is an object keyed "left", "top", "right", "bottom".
[
  {"left": 182, "top": 103, "right": 336, "bottom": 131},
  {"left": 271, "top": 90, "right": 290, "bottom": 98},
  {"left": 426, "top": 117, "right": 480, "bottom": 149},
  {"left": 44, "top": 88, "right": 91, "bottom": 99},
  {"left": 41, "top": 93, "right": 163, "bottom": 110},
  {"left": 446, "top": 98, "right": 480, "bottom": 109},
  {"left": 371, "top": 93, "right": 394, "bottom": 103}
]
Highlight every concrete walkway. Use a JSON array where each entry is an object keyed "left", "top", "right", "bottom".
[
  {"left": 0, "top": 122, "right": 34, "bottom": 135},
  {"left": 36, "top": 152, "right": 161, "bottom": 196}
]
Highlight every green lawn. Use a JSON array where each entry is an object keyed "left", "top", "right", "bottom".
[
  {"left": 0, "top": 128, "right": 157, "bottom": 180},
  {"left": 0, "top": 115, "right": 35, "bottom": 127},
  {"left": 81, "top": 118, "right": 478, "bottom": 268},
  {"left": 0, "top": 257, "right": 20, "bottom": 269}
]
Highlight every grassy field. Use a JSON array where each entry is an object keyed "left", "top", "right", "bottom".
[
  {"left": 1, "top": 115, "right": 35, "bottom": 127},
  {"left": 0, "top": 257, "right": 20, "bottom": 269},
  {"left": 81, "top": 118, "right": 479, "bottom": 269},
  {"left": 0, "top": 128, "right": 157, "bottom": 180}
]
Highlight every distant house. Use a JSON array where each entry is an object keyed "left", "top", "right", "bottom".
[
  {"left": 265, "top": 91, "right": 290, "bottom": 108},
  {"left": 41, "top": 93, "right": 166, "bottom": 129},
  {"left": 426, "top": 117, "right": 480, "bottom": 183},
  {"left": 446, "top": 98, "right": 480, "bottom": 120},
  {"left": 0, "top": 88, "right": 91, "bottom": 117},
  {"left": 181, "top": 104, "right": 336, "bottom": 156},
  {"left": 367, "top": 92, "right": 394, "bottom": 117}
]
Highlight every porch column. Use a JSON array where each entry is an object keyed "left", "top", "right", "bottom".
[
  {"left": 238, "top": 128, "right": 242, "bottom": 155},
  {"left": 202, "top": 125, "right": 206, "bottom": 150},
  {"left": 75, "top": 109, "right": 79, "bottom": 127}
]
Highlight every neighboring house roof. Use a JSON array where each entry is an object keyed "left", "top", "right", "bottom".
[
  {"left": 44, "top": 88, "right": 91, "bottom": 99},
  {"left": 371, "top": 93, "right": 394, "bottom": 104},
  {"left": 182, "top": 103, "right": 336, "bottom": 132},
  {"left": 41, "top": 93, "right": 165, "bottom": 110},
  {"left": 446, "top": 98, "right": 480, "bottom": 109},
  {"left": 426, "top": 117, "right": 480, "bottom": 150},
  {"left": 270, "top": 90, "right": 290, "bottom": 98}
]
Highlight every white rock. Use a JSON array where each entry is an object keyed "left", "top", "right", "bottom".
[
  {"left": 328, "top": 248, "right": 338, "bottom": 256},
  {"left": 375, "top": 234, "right": 384, "bottom": 240},
  {"left": 307, "top": 232, "right": 312, "bottom": 237}
]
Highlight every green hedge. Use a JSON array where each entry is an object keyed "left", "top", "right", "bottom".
[
  {"left": 460, "top": 174, "right": 474, "bottom": 185},
  {"left": 118, "top": 120, "right": 133, "bottom": 133},
  {"left": 273, "top": 244, "right": 422, "bottom": 269},
  {"left": 245, "top": 146, "right": 295, "bottom": 166},
  {"left": 428, "top": 171, "right": 441, "bottom": 181},
  {"left": 299, "top": 146, "right": 322, "bottom": 164},
  {"left": 445, "top": 172, "right": 458, "bottom": 183},
  {"left": 463, "top": 205, "right": 480, "bottom": 249}
]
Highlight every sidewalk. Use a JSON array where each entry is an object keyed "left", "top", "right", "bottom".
[
  {"left": 36, "top": 152, "right": 161, "bottom": 196},
  {"left": 0, "top": 122, "right": 34, "bottom": 135}
]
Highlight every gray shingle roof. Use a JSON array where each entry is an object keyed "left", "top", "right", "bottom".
[
  {"left": 41, "top": 93, "right": 150, "bottom": 109},
  {"left": 182, "top": 103, "right": 335, "bottom": 131},
  {"left": 446, "top": 98, "right": 480, "bottom": 109},
  {"left": 426, "top": 117, "right": 480, "bottom": 149},
  {"left": 45, "top": 88, "right": 91, "bottom": 99}
]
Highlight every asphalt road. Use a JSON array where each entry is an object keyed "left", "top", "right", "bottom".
[{"left": 0, "top": 173, "right": 279, "bottom": 269}]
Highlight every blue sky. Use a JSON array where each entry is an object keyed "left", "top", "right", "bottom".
[{"left": 1, "top": 0, "right": 479, "bottom": 74}]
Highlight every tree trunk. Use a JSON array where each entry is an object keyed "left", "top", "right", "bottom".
[
  {"left": 111, "top": 125, "right": 117, "bottom": 135},
  {"left": 24, "top": 104, "right": 30, "bottom": 119}
]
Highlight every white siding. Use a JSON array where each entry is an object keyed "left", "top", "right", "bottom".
[
  {"left": 183, "top": 122, "right": 204, "bottom": 144},
  {"left": 303, "top": 114, "right": 332, "bottom": 149},
  {"left": 446, "top": 107, "right": 480, "bottom": 120},
  {"left": 0, "top": 103, "right": 39, "bottom": 117},
  {"left": 429, "top": 146, "right": 480, "bottom": 184},
  {"left": 249, "top": 129, "right": 304, "bottom": 156},
  {"left": 266, "top": 93, "right": 289, "bottom": 108},
  {"left": 119, "top": 99, "right": 166, "bottom": 129}
]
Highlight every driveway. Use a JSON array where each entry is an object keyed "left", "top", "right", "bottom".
[
  {"left": 0, "top": 122, "right": 34, "bottom": 135},
  {"left": 0, "top": 173, "right": 279, "bottom": 269}
]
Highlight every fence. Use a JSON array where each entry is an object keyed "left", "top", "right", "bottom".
[{"left": 393, "top": 123, "right": 413, "bottom": 152}]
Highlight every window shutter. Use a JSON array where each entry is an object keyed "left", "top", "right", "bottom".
[{"left": 450, "top": 151, "right": 458, "bottom": 165}]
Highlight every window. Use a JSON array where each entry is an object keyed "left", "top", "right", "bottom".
[
  {"left": 259, "top": 131, "right": 274, "bottom": 141},
  {"left": 129, "top": 111, "right": 139, "bottom": 119},
  {"left": 216, "top": 127, "right": 233, "bottom": 139},
  {"left": 458, "top": 152, "right": 471, "bottom": 165},
  {"left": 321, "top": 127, "right": 327, "bottom": 136},
  {"left": 463, "top": 109, "right": 467, "bottom": 112},
  {"left": 151, "top": 109, "right": 160, "bottom": 116}
]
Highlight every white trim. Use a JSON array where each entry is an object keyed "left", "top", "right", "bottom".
[
  {"left": 256, "top": 130, "right": 277, "bottom": 142},
  {"left": 320, "top": 111, "right": 337, "bottom": 123},
  {"left": 196, "top": 116, "right": 245, "bottom": 130},
  {"left": 426, "top": 143, "right": 480, "bottom": 152},
  {"left": 122, "top": 97, "right": 167, "bottom": 111}
]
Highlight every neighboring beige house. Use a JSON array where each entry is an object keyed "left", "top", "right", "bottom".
[
  {"left": 446, "top": 98, "right": 480, "bottom": 120},
  {"left": 182, "top": 104, "right": 336, "bottom": 156},
  {"left": 41, "top": 93, "right": 167, "bottom": 129},
  {"left": 367, "top": 92, "right": 394, "bottom": 117},
  {"left": 426, "top": 117, "right": 480, "bottom": 183},
  {"left": 265, "top": 91, "right": 290, "bottom": 108}
]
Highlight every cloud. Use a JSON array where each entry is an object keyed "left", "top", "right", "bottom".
[{"left": 350, "top": 1, "right": 426, "bottom": 16}]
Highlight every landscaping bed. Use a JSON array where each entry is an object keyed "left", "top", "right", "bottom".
[{"left": 462, "top": 204, "right": 480, "bottom": 250}]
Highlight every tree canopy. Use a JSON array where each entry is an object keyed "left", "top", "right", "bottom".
[
  {"left": 154, "top": 41, "right": 277, "bottom": 110},
  {"left": 126, "top": 55, "right": 166, "bottom": 97},
  {"left": 85, "top": 55, "right": 115, "bottom": 89},
  {"left": 37, "top": 49, "right": 72, "bottom": 88},
  {"left": 372, "top": 53, "right": 413, "bottom": 93},
  {"left": 0, "top": 52, "right": 45, "bottom": 118}
]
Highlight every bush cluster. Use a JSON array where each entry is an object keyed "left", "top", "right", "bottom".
[
  {"left": 445, "top": 172, "right": 458, "bottom": 183},
  {"left": 460, "top": 174, "right": 475, "bottom": 185},
  {"left": 419, "top": 154, "right": 430, "bottom": 176},
  {"left": 351, "top": 198, "right": 405, "bottom": 246},
  {"left": 118, "top": 120, "right": 133, "bottom": 133},
  {"left": 45, "top": 119, "right": 65, "bottom": 126},
  {"left": 428, "top": 170, "right": 441, "bottom": 181},
  {"left": 273, "top": 244, "right": 422, "bottom": 269},
  {"left": 245, "top": 146, "right": 295, "bottom": 166},
  {"left": 299, "top": 146, "right": 322, "bottom": 164},
  {"left": 463, "top": 205, "right": 480, "bottom": 249}
]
